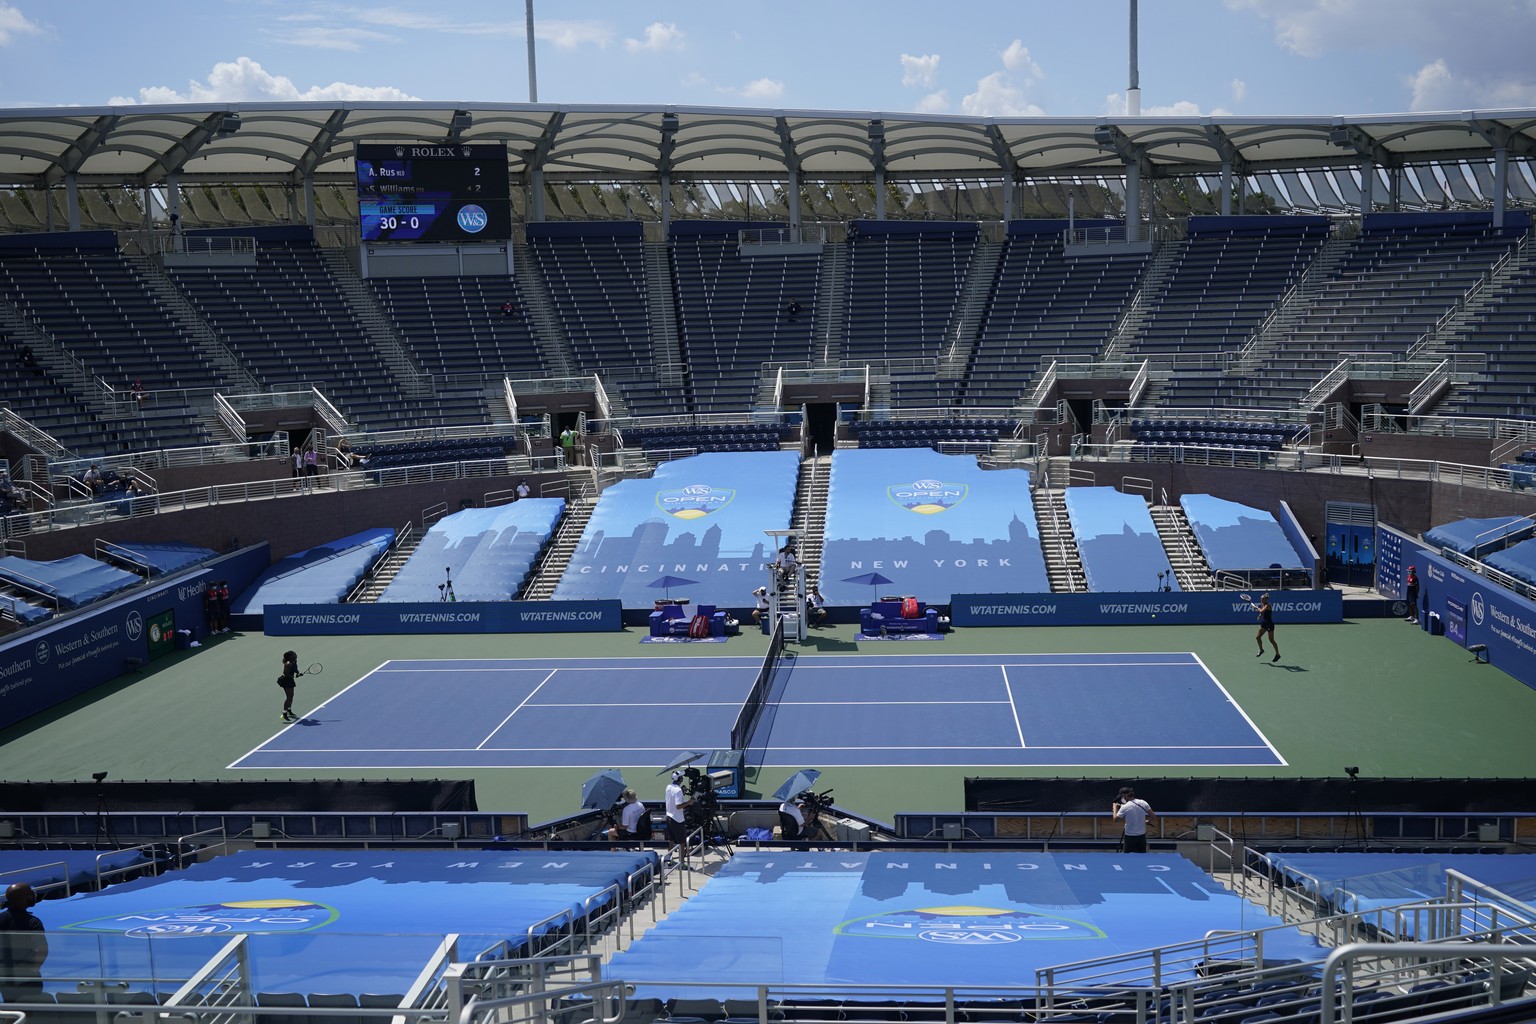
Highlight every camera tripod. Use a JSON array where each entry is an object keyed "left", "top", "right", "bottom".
[{"left": 439, "top": 567, "right": 456, "bottom": 602}]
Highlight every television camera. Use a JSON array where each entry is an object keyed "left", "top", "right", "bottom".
[
  {"left": 678, "top": 765, "right": 721, "bottom": 829},
  {"left": 438, "top": 566, "right": 456, "bottom": 602},
  {"left": 798, "top": 787, "right": 836, "bottom": 841}
]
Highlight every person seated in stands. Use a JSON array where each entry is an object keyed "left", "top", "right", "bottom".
[
  {"left": 17, "top": 344, "right": 38, "bottom": 372},
  {"left": 500, "top": 300, "right": 517, "bottom": 318},
  {"left": 807, "top": 586, "right": 827, "bottom": 628},
  {"left": 751, "top": 586, "right": 769, "bottom": 625},
  {"left": 778, "top": 792, "right": 806, "bottom": 840},
  {"left": 82, "top": 464, "right": 103, "bottom": 495},
  {"left": 607, "top": 789, "right": 647, "bottom": 842}
]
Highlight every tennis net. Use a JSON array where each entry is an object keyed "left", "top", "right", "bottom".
[{"left": 730, "top": 615, "right": 787, "bottom": 749}]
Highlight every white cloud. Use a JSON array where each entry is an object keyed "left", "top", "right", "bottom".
[
  {"left": 0, "top": 1, "right": 42, "bottom": 45},
  {"left": 680, "top": 72, "right": 707, "bottom": 88},
  {"left": 1408, "top": 57, "right": 1536, "bottom": 110},
  {"left": 625, "top": 22, "right": 683, "bottom": 53},
  {"left": 540, "top": 19, "right": 615, "bottom": 49},
  {"left": 272, "top": 25, "right": 397, "bottom": 51},
  {"left": 112, "top": 57, "right": 420, "bottom": 105},
  {"left": 999, "top": 39, "right": 1042, "bottom": 79},
  {"left": 1103, "top": 91, "right": 1231, "bottom": 117},
  {"left": 915, "top": 91, "right": 950, "bottom": 114},
  {"left": 1228, "top": 1, "right": 1534, "bottom": 80},
  {"left": 1231, "top": 78, "right": 1247, "bottom": 103},
  {"left": 961, "top": 71, "right": 1044, "bottom": 117},
  {"left": 900, "top": 53, "right": 940, "bottom": 88},
  {"left": 741, "top": 77, "right": 784, "bottom": 100}
]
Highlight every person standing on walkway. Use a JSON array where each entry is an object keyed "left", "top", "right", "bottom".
[
  {"left": 0, "top": 882, "right": 48, "bottom": 1004},
  {"left": 1404, "top": 566, "right": 1421, "bottom": 622},
  {"left": 1112, "top": 787, "right": 1155, "bottom": 853}
]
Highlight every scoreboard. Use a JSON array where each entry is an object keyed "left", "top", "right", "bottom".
[{"left": 355, "top": 142, "right": 511, "bottom": 243}]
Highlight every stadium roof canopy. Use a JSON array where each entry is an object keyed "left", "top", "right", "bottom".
[{"left": 1, "top": 102, "right": 1534, "bottom": 187}]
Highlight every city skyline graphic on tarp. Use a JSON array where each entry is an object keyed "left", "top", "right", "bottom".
[
  {"left": 1180, "top": 494, "right": 1305, "bottom": 571},
  {"left": 553, "top": 451, "right": 799, "bottom": 609},
  {"left": 820, "top": 449, "right": 1049, "bottom": 605}
]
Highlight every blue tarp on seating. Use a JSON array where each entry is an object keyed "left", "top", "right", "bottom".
[
  {"left": 231, "top": 529, "right": 394, "bottom": 613},
  {"left": 820, "top": 450, "right": 1048, "bottom": 605},
  {"left": 0, "top": 849, "right": 159, "bottom": 894},
  {"left": 48, "top": 849, "right": 656, "bottom": 995},
  {"left": 381, "top": 500, "right": 564, "bottom": 602},
  {"left": 608, "top": 852, "right": 1318, "bottom": 998},
  {"left": 1180, "top": 495, "right": 1305, "bottom": 571},
  {"left": 104, "top": 541, "right": 217, "bottom": 576},
  {"left": 553, "top": 451, "right": 799, "bottom": 609},
  {"left": 1065, "top": 486, "right": 1180, "bottom": 592},
  {"left": 1486, "top": 537, "right": 1536, "bottom": 588},
  {"left": 0, "top": 553, "right": 140, "bottom": 610},
  {"left": 1425, "top": 516, "right": 1534, "bottom": 559},
  {"left": 1265, "top": 852, "right": 1536, "bottom": 922}
]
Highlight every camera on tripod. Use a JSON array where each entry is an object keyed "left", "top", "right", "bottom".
[
  {"left": 438, "top": 566, "right": 456, "bottom": 602},
  {"left": 680, "top": 766, "right": 720, "bottom": 827},
  {"left": 801, "top": 788, "right": 834, "bottom": 813}
]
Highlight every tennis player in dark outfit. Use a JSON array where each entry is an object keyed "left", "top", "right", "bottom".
[
  {"left": 278, "top": 650, "right": 303, "bottom": 721},
  {"left": 1255, "top": 593, "right": 1280, "bottom": 662}
]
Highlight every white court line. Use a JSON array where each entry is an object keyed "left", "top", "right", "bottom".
[
  {"left": 1191, "top": 650, "right": 1290, "bottom": 766},
  {"left": 476, "top": 668, "right": 557, "bottom": 749},
  {"left": 238, "top": 759, "right": 1291, "bottom": 771},
  {"left": 789, "top": 659, "right": 1200, "bottom": 671},
  {"left": 226, "top": 659, "right": 392, "bottom": 770},
  {"left": 532, "top": 701, "right": 741, "bottom": 708},
  {"left": 374, "top": 664, "right": 757, "bottom": 673},
  {"left": 1000, "top": 665, "right": 1027, "bottom": 749},
  {"left": 773, "top": 699, "right": 1011, "bottom": 706}
]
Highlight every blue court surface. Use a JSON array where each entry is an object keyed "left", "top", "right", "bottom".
[
  {"left": 231, "top": 652, "right": 1283, "bottom": 771},
  {"left": 608, "top": 852, "right": 1320, "bottom": 997}
]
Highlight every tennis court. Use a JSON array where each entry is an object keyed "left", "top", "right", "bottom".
[{"left": 230, "top": 645, "right": 1283, "bottom": 771}]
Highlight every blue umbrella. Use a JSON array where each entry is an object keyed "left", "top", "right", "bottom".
[
  {"left": 772, "top": 769, "right": 822, "bottom": 802},
  {"left": 648, "top": 574, "right": 699, "bottom": 599},
  {"left": 842, "top": 571, "right": 895, "bottom": 601},
  {"left": 580, "top": 769, "right": 627, "bottom": 810},
  {"left": 657, "top": 750, "right": 707, "bottom": 776}
]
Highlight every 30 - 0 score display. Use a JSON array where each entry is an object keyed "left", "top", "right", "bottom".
[{"left": 355, "top": 142, "right": 511, "bottom": 242}]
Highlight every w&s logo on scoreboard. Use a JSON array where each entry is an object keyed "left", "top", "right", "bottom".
[{"left": 456, "top": 204, "right": 489, "bottom": 233}]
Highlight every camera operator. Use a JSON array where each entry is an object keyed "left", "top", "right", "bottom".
[
  {"left": 778, "top": 792, "right": 807, "bottom": 840},
  {"left": 607, "top": 789, "right": 647, "bottom": 842},
  {"left": 664, "top": 771, "right": 693, "bottom": 850},
  {"left": 798, "top": 788, "right": 835, "bottom": 841},
  {"left": 1112, "top": 786, "right": 1155, "bottom": 853}
]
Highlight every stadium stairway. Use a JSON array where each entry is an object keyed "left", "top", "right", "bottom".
[
  {"left": 318, "top": 249, "right": 435, "bottom": 399},
  {"left": 1149, "top": 502, "right": 1217, "bottom": 590},
  {"left": 1099, "top": 239, "right": 1186, "bottom": 362},
  {"left": 349, "top": 527, "right": 425, "bottom": 603},
  {"left": 811, "top": 241, "right": 848, "bottom": 365},
  {"left": 1034, "top": 488, "right": 1087, "bottom": 592},
  {"left": 791, "top": 454, "right": 831, "bottom": 586},
  {"left": 521, "top": 496, "right": 598, "bottom": 600},
  {"left": 642, "top": 242, "right": 685, "bottom": 389},
  {"left": 510, "top": 240, "right": 577, "bottom": 378}
]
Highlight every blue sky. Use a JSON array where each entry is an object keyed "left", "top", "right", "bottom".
[{"left": 2, "top": 1, "right": 1534, "bottom": 115}]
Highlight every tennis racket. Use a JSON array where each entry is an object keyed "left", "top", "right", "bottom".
[
  {"left": 1238, "top": 592, "right": 1255, "bottom": 606},
  {"left": 304, "top": 662, "right": 324, "bottom": 676}
]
